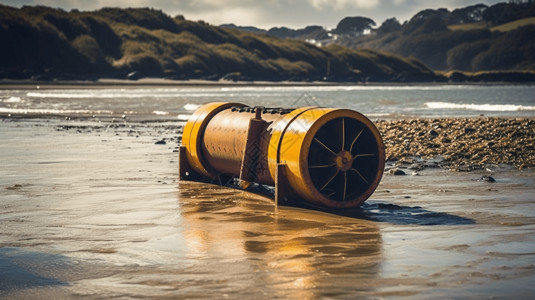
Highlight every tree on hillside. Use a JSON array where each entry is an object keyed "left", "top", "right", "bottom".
[
  {"left": 483, "top": 1, "right": 535, "bottom": 25},
  {"left": 403, "top": 14, "right": 448, "bottom": 35},
  {"left": 411, "top": 8, "right": 449, "bottom": 22},
  {"left": 449, "top": 4, "right": 488, "bottom": 24},
  {"left": 334, "top": 16, "right": 376, "bottom": 36},
  {"left": 377, "top": 18, "right": 401, "bottom": 35}
]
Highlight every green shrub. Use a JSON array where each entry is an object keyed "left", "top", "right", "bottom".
[{"left": 72, "top": 34, "right": 101, "bottom": 64}]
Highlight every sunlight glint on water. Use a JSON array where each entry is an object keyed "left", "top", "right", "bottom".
[{"left": 1, "top": 84, "right": 534, "bottom": 118}]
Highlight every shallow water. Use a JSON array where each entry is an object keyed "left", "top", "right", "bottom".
[
  {"left": 1, "top": 117, "right": 534, "bottom": 299},
  {"left": 1, "top": 84, "right": 535, "bottom": 119}
]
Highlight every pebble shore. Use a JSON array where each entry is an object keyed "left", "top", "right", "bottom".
[{"left": 375, "top": 118, "right": 535, "bottom": 171}]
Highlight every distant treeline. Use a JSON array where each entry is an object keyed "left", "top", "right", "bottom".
[
  {"left": 226, "top": 2, "right": 535, "bottom": 74},
  {"left": 343, "top": 2, "right": 535, "bottom": 72},
  {"left": 0, "top": 4, "right": 534, "bottom": 83}
]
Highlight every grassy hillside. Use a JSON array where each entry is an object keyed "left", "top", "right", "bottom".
[
  {"left": 491, "top": 17, "right": 535, "bottom": 32},
  {"left": 328, "top": 2, "right": 535, "bottom": 73},
  {"left": 448, "top": 17, "right": 535, "bottom": 32},
  {"left": 0, "top": 5, "right": 442, "bottom": 82},
  {"left": 345, "top": 23, "right": 535, "bottom": 72},
  {"left": 448, "top": 22, "right": 487, "bottom": 31}
]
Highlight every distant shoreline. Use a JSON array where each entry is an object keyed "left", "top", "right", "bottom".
[{"left": 1, "top": 78, "right": 534, "bottom": 89}]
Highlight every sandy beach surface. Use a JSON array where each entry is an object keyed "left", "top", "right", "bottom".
[{"left": 1, "top": 112, "right": 534, "bottom": 299}]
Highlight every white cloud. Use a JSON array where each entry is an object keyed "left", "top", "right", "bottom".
[
  {"left": 189, "top": 0, "right": 246, "bottom": 9},
  {"left": 356, "top": 0, "right": 380, "bottom": 10},
  {"left": 186, "top": 6, "right": 263, "bottom": 25},
  {"left": 311, "top": 0, "right": 379, "bottom": 11}
]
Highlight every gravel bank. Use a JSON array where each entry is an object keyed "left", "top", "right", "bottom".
[{"left": 376, "top": 118, "right": 535, "bottom": 170}]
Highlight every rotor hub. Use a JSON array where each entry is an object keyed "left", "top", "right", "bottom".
[{"left": 335, "top": 150, "right": 353, "bottom": 172}]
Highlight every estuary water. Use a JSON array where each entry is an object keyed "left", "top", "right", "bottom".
[
  {"left": 1, "top": 83, "right": 535, "bottom": 299},
  {"left": 1, "top": 84, "right": 535, "bottom": 119}
]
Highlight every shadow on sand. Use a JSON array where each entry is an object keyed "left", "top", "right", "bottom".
[
  {"left": 335, "top": 201, "right": 475, "bottom": 226},
  {"left": 200, "top": 179, "right": 476, "bottom": 226},
  {"left": 276, "top": 198, "right": 475, "bottom": 226},
  {"left": 0, "top": 248, "right": 68, "bottom": 293}
]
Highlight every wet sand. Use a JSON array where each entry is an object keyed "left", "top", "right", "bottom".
[{"left": 1, "top": 115, "right": 535, "bottom": 299}]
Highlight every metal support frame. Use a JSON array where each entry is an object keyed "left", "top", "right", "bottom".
[{"left": 239, "top": 108, "right": 269, "bottom": 189}]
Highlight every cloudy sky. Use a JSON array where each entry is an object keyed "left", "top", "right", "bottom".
[{"left": 1, "top": 0, "right": 504, "bottom": 29}]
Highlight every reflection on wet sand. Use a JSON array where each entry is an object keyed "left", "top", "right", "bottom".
[{"left": 178, "top": 181, "right": 382, "bottom": 298}]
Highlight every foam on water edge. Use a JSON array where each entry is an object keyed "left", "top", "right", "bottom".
[{"left": 425, "top": 101, "right": 535, "bottom": 111}]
